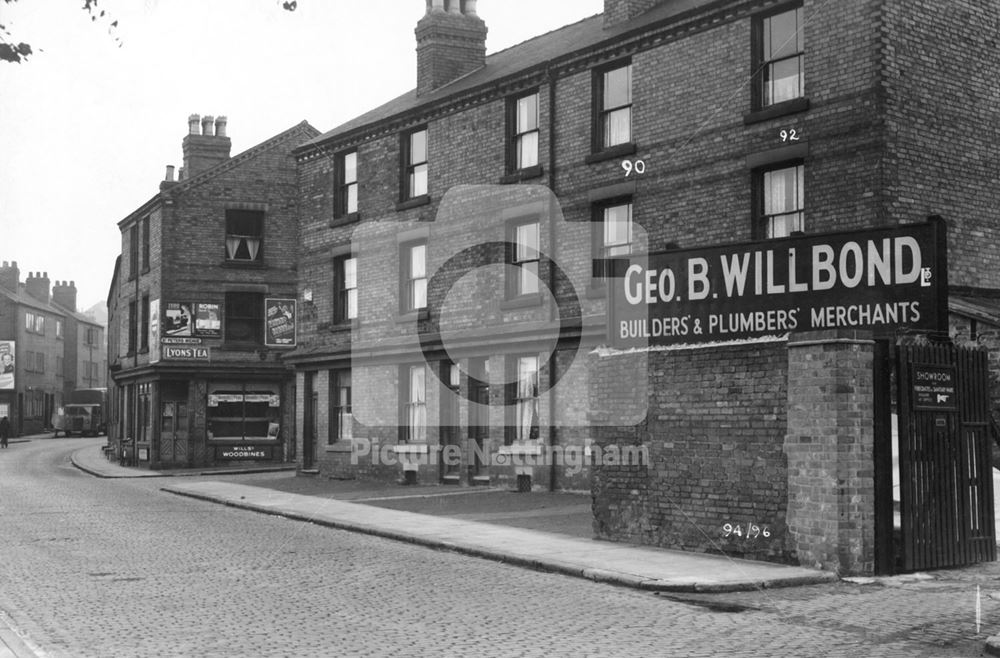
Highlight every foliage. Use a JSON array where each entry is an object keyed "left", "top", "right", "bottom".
[{"left": 1, "top": 0, "right": 296, "bottom": 64}]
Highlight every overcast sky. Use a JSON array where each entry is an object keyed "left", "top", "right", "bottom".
[{"left": 0, "top": 0, "right": 603, "bottom": 313}]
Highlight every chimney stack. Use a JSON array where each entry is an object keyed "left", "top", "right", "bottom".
[
  {"left": 181, "top": 113, "right": 231, "bottom": 178},
  {"left": 52, "top": 280, "right": 77, "bottom": 312},
  {"left": 25, "top": 271, "right": 50, "bottom": 303},
  {"left": 415, "top": 0, "right": 488, "bottom": 96},
  {"left": 604, "top": 0, "right": 659, "bottom": 28},
  {"left": 0, "top": 261, "right": 19, "bottom": 292}
]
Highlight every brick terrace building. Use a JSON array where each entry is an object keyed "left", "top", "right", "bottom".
[
  {"left": 108, "top": 116, "right": 319, "bottom": 469},
  {"left": 290, "top": 0, "right": 999, "bottom": 573},
  {"left": 0, "top": 264, "right": 105, "bottom": 435}
]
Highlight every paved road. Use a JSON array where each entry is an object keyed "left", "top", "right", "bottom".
[{"left": 1, "top": 439, "right": 998, "bottom": 657}]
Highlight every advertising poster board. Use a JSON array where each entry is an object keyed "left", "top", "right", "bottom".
[
  {"left": 0, "top": 340, "right": 14, "bottom": 390},
  {"left": 265, "top": 298, "right": 296, "bottom": 347},
  {"left": 163, "top": 302, "right": 194, "bottom": 337},
  {"left": 194, "top": 302, "right": 221, "bottom": 338}
]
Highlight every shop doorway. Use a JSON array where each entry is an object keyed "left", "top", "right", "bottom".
[{"left": 159, "top": 399, "right": 189, "bottom": 467}]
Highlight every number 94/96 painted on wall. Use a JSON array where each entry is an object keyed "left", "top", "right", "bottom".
[{"left": 722, "top": 523, "right": 771, "bottom": 540}]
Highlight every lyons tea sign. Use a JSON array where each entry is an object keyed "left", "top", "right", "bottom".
[{"left": 610, "top": 220, "right": 946, "bottom": 348}]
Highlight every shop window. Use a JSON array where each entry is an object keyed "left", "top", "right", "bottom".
[
  {"left": 755, "top": 163, "right": 804, "bottom": 238},
  {"left": 208, "top": 385, "right": 281, "bottom": 440},
  {"left": 224, "top": 292, "right": 264, "bottom": 344},
  {"left": 506, "top": 355, "right": 539, "bottom": 445},
  {"left": 400, "top": 364, "right": 426, "bottom": 443},
  {"left": 328, "top": 369, "right": 352, "bottom": 444},
  {"left": 225, "top": 209, "right": 264, "bottom": 263},
  {"left": 754, "top": 5, "right": 804, "bottom": 109}
]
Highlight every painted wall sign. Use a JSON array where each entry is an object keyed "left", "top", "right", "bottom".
[
  {"left": 265, "top": 298, "right": 296, "bottom": 347},
  {"left": 609, "top": 220, "right": 946, "bottom": 348},
  {"left": 215, "top": 445, "right": 273, "bottom": 461},
  {"left": 911, "top": 364, "right": 957, "bottom": 411},
  {"left": 163, "top": 346, "right": 210, "bottom": 361}
]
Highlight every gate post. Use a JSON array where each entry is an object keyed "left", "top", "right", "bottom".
[{"left": 785, "top": 329, "right": 876, "bottom": 575}]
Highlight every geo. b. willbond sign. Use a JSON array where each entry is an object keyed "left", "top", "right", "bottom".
[{"left": 609, "top": 220, "right": 946, "bottom": 349}]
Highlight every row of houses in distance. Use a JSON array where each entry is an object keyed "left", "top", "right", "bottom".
[
  {"left": 107, "top": 0, "right": 1000, "bottom": 575},
  {"left": 0, "top": 263, "right": 107, "bottom": 436}
]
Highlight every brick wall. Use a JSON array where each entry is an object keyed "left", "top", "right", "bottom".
[
  {"left": 880, "top": 0, "right": 1000, "bottom": 288},
  {"left": 591, "top": 340, "right": 792, "bottom": 563}
]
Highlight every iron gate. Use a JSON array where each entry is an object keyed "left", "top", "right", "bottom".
[{"left": 895, "top": 342, "right": 995, "bottom": 571}]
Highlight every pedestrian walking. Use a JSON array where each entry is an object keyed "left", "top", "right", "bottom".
[{"left": 0, "top": 415, "right": 9, "bottom": 448}]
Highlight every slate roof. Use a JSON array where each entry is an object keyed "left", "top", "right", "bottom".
[
  {"left": 301, "top": 0, "right": 712, "bottom": 149},
  {"left": 0, "top": 285, "right": 68, "bottom": 317}
]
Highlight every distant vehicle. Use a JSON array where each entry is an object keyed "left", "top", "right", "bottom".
[{"left": 52, "top": 388, "right": 108, "bottom": 437}]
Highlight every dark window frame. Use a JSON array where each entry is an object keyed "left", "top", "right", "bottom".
[
  {"left": 399, "top": 240, "right": 428, "bottom": 315},
  {"left": 334, "top": 149, "right": 359, "bottom": 220},
  {"left": 224, "top": 209, "right": 265, "bottom": 264},
  {"left": 140, "top": 294, "right": 150, "bottom": 352},
  {"left": 333, "top": 253, "right": 358, "bottom": 325},
  {"left": 592, "top": 59, "right": 634, "bottom": 153},
  {"left": 751, "top": 4, "right": 805, "bottom": 111},
  {"left": 505, "top": 218, "right": 542, "bottom": 301},
  {"left": 400, "top": 126, "right": 429, "bottom": 202},
  {"left": 328, "top": 368, "right": 352, "bottom": 444},
  {"left": 128, "top": 224, "right": 138, "bottom": 280},
  {"left": 399, "top": 363, "right": 427, "bottom": 444},
  {"left": 752, "top": 161, "right": 805, "bottom": 239},
  {"left": 591, "top": 198, "right": 634, "bottom": 287},
  {"left": 505, "top": 354, "right": 540, "bottom": 446},
  {"left": 127, "top": 300, "right": 137, "bottom": 355},
  {"left": 140, "top": 216, "right": 150, "bottom": 273},
  {"left": 506, "top": 90, "right": 540, "bottom": 174},
  {"left": 224, "top": 291, "right": 264, "bottom": 345}
]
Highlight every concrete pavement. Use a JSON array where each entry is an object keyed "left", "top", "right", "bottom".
[{"left": 68, "top": 442, "right": 835, "bottom": 592}]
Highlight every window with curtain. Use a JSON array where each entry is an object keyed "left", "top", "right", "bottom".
[
  {"left": 756, "top": 6, "right": 804, "bottom": 108},
  {"left": 596, "top": 62, "right": 632, "bottom": 149},
  {"left": 329, "top": 369, "right": 352, "bottom": 444},
  {"left": 509, "top": 91, "right": 539, "bottom": 171},
  {"left": 403, "top": 364, "right": 426, "bottom": 443},
  {"left": 507, "top": 355, "right": 539, "bottom": 444},
  {"left": 225, "top": 210, "right": 264, "bottom": 262},
  {"left": 758, "top": 164, "right": 804, "bottom": 238}
]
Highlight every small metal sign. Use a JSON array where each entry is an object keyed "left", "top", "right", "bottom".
[
  {"left": 911, "top": 363, "right": 957, "bottom": 411},
  {"left": 163, "top": 346, "right": 210, "bottom": 361}
]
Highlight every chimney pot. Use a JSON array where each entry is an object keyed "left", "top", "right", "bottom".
[
  {"left": 215, "top": 115, "right": 228, "bottom": 137},
  {"left": 202, "top": 115, "right": 215, "bottom": 137},
  {"left": 428, "top": 0, "right": 445, "bottom": 12},
  {"left": 447, "top": 0, "right": 460, "bottom": 13},
  {"left": 165, "top": 165, "right": 176, "bottom": 182},
  {"left": 188, "top": 114, "right": 201, "bottom": 135},
  {"left": 465, "top": 0, "right": 478, "bottom": 14}
]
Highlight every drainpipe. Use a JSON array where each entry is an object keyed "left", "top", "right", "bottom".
[{"left": 546, "top": 63, "right": 559, "bottom": 492}]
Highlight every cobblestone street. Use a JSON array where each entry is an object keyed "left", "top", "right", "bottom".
[{"left": 1, "top": 438, "right": 998, "bottom": 657}]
